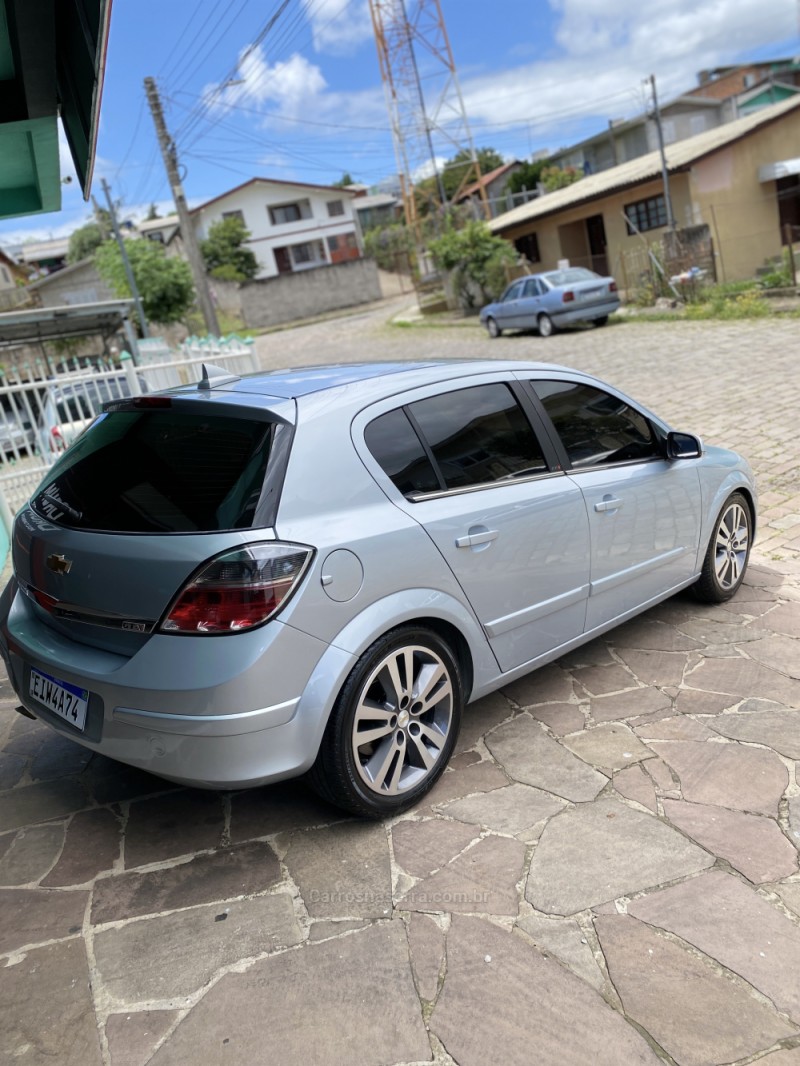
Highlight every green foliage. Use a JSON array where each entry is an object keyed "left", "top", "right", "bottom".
[
  {"left": 507, "top": 160, "right": 546, "bottom": 195},
  {"left": 333, "top": 172, "right": 355, "bottom": 188},
  {"left": 428, "top": 221, "right": 516, "bottom": 308},
  {"left": 685, "top": 289, "right": 771, "bottom": 319},
  {"left": 67, "top": 223, "right": 105, "bottom": 264},
  {"left": 540, "top": 165, "right": 582, "bottom": 192},
  {"left": 145, "top": 203, "right": 161, "bottom": 221},
  {"left": 415, "top": 147, "right": 506, "bottom": 212},
  {"left": 200, "top": 217, "right": 258, "bottom": 282},
  {"left": 363, "top": 224, "right": 414, "bottom": 272},
  {"left": 94, "top": 238, "right": 195, "bottom": 325}
]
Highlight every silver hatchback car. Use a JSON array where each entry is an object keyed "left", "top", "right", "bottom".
[{"left": 0, "top": 360, "right": 755, "bottom": 816}]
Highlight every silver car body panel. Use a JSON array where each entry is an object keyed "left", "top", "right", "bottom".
[{"left": 0, "top": 359, "right": 757, "bottom": 790}]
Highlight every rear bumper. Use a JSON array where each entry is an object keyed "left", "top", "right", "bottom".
[
  {"left": 551, "top": 297, "right": 620, "bottom": 326},
  {"left": 0, "top": 579, "right": 342, "bottom": 789}
]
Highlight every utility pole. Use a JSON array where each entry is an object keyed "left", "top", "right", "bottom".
[
  {"left": 143, "top": 76, "right": 220, "bottom": 336},
  {"left": 101, "top": 177, "right": 150, "bottom": 341},
  {"left": 648, "top": 74, "right": 675, "bottom": 230}
]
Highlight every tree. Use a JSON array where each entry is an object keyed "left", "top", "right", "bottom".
[
  {"left": 363, "top": 223, "right": 414, "bottom": 272},
  {"left": 145, "top": 203, "right": 161, "bottom": 221},
  {"left": 441, "top": 147, "right": 505, "bottom": 201},
  {"left": 94, "top": 238, "right": 195, "bottom": 325},
  {"left": 67, "top": 222, "right": 105, "bottom": 264},
  {"left": 428, "top": 220, "right": 516, "bottom": 309},
  {"left": 333, "top": 172, "right": 355, "bottom": 188},
  {"left": 200, "top": 217, "right": 258, "bottom": 282},
  {"left": 507, "top": 160, "right": 546, "bottom": 196},
  {"left": 540, "top": 165, "right": 582, "bottom": 192},
  {"left": 414, "top": 147, "right": 506, "bottom": 213}
]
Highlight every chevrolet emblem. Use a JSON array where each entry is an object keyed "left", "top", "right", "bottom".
[{"left": 46, "top": 554, "right": 73, "bottom": 575}]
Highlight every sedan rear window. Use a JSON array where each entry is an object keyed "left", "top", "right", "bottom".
[{"left": 31, "top": 410, "right": 275, "bottom": 533}]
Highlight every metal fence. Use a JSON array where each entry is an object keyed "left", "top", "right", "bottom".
[{"left": 0, "top": 337, "right": 259, "bottom": 535}]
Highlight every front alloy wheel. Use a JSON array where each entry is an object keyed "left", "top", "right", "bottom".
[
  {"left": 486, "top": 316, "right": 502, "bottom": 339},
  {"left": 693, "top": 492, "right": 752, "bottom": 603},
  {"left": 309, "top": 627, "right": 462, "bottom": 817}
]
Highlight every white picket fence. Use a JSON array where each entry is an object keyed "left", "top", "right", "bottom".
[{"left": 0, "top": 336, "right": 260, "bottom": 534}]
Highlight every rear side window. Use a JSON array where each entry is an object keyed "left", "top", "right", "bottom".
[
  {"left": 532, "top": 380, "right": 659, "bottom": 467},
  {"left": 364, "top": 408, "right": 440, "bottom": 496},
  {"left": 366, "top": 384, "right": 548, "bottom": 497},
  {"left": 31, "top": 410, "right": 275, "bottom": 532}
]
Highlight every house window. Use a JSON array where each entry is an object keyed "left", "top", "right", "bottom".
[
  {"left": 222, "top": 210, "right": 245, "bottom": 224},
  {"left": 146, "top": 231, "right": 165, "bottom": 243},
  {"left": 269, "top": 199, "right": 312, "bottom": 225},
  {"left": 290, "top": 240, "right": 326, "bottom": 268},
  {"left": 514, "top": 233, "right": 540, "bottom": 264},
  {"left": 327, "top": 200, "right": 345, "bottom": 217},
  {"left": 624, "top": 195, "right": 668, "bottom": 234},
  {"left": 661, "top": 120, "right": 676, "bottom": 144},
  {"left": 689, "top": 115, "right": 706, "bottom": 136}
]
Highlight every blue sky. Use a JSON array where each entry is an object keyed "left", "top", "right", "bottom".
[{"left": 2, "top": 0, "right": 799, "bottom": 246}]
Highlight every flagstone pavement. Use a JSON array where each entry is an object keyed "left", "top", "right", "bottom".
[{"left": 1, "top": 313, "right": 799, "bottom": 1065}]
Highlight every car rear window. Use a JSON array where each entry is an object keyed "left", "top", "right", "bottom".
[{"left": 31, "top": 410, "right": 275, "bottom": 533}]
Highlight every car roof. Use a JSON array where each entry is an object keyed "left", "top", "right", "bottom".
[{"left": 171, "top": 359, "right": 575, "bottom": 402}]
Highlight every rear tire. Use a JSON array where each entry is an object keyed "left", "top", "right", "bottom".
[
  {"left": 538, "top": 313, "right": 554, "bottom": 337},
  {"left": 693, "top": 492, "right": 752, "bottom": 603},
  {"left": 486, "top": 316, "right": 502, "bottom": 339},
  {"left": 308, "top": 626, "right": 463, "bottom": 818}
]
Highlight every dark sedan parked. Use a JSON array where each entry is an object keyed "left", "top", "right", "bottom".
[{"left": 480, "top": 267, "right": 620, "bottom": 338}]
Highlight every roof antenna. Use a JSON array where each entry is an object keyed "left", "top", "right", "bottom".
[{"left": 198, "top": 363, "right": 240, "bottom": 390}]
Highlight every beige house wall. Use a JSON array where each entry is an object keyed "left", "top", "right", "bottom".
[
  {"left": 501, "top": 108, "right": 799, "bottom": 286},
  {"left": 688, "top": 120, "right": 788, "bottom": 281}
]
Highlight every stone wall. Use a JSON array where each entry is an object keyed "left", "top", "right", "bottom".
[{"left": 239, "top": 259, "right": 382, "bottom": 330}]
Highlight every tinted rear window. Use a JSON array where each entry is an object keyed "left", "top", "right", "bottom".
[{"left": 31, "top": 410, "right": 274, "bottom": 533}]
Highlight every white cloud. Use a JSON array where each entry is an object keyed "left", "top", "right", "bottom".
[
  {"left": 456, "top": 0, "right": 800, "bottom": 154},
  {"left": 300, "top": 0, "right": 374, "bottom": 55},
  {"left": 205, "top": 49, "right": 328, "bottom": 121}
]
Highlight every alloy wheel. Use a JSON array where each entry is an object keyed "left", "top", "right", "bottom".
[{"left": 714, "top": 500, "right": 750, "bottom": 591}]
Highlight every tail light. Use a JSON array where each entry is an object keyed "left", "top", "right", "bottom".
[
  {"left": 610, "top": 281, "right": 618, "bottom": 292},
  {"left": 562, "top": 290, "right": 575, "bottom": 303},
  {"left": 161, "top": 542, "right": 313, "bottom": 635},
  {"left": 50, "top": 426, "right": 64, "bottom": 452}
]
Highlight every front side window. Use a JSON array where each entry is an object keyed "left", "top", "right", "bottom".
[
  {"left": 409, "top": 384, "right": 547, "bottom": 490},
  {"left": 532, "top": 380, "right": 659, "bottom": 468},
  {"left": 501, "top": 280, "right": 525, "bottom": 303}
]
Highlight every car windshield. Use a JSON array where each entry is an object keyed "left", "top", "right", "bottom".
[
  {"left": 30, "top": 409, "right": 275, "bottom": 533},
  {"left": 541, "top": 268, "right": 600, "bottom": 286}
]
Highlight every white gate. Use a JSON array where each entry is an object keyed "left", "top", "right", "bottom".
[{"left": 0, "top": 337, "right": 260, "bottom": 536}]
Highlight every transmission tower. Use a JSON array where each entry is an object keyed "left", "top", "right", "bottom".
[{"left": 369, "top": 0, "right": 489, "bottom": 241}]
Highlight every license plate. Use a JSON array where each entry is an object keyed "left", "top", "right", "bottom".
[{"left": 29, "top": 668, "right": 89, "bottom": 731}]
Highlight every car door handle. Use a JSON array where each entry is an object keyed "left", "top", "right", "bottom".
[
  {"left": 594, "top": 496, "right": 624, "bottom": 513},
  {"left": 455, "top": 528, "right": 499, "bottom": 548}
]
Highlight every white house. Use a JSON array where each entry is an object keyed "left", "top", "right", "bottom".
[{"left": 189, "top": 178, "right": 363, "bottom": 279}]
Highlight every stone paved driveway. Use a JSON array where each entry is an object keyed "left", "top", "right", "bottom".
[{"left": 1, "top": 312, "right": 799, "bottom": 1066}]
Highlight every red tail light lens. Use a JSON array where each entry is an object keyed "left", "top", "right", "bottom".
[
  {"left": 562, "top": 290, "right": 575, "bottom": 303},
  {"left": 610, "top": 281, "right": 618, "bottom": 292},
  {"left": 161, "top": 543, "right": 313, "bottom": 635}
]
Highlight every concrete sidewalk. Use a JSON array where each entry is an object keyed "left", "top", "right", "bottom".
[{"left": 1, "top": 314, "right": 799, "bottom": 1065}]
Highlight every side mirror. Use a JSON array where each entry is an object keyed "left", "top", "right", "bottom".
[{"left": 666, "top": 431, "right": 703, "bottom": 460}]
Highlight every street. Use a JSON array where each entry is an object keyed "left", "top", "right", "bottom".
[{"left": 1, "top": 308, "right": 799, "bottom": 1066}]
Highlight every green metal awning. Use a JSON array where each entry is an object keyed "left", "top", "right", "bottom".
[{"left": 0, "top": 0, "right": 112, "bottom": 220}]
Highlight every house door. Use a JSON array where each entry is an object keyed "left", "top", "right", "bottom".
[
  {"left": 274, "top": 247, "right": 292, "bottom": 274},
  {"left": 586, "top": 215, "right": 609, "bottom": 276}
]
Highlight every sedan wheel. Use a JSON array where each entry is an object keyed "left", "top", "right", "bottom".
[
  {"left": 309, "top": 627, "right": 463, "bottom": 817},
  {"left": 537, "top": 313, "right": 554, "bottom": 337},
  {"left": 693, "top": 492, "right": 752, "bottom": 603},
  {"left": 486, "top": 316, "right": 502, "bottom": 338}
]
